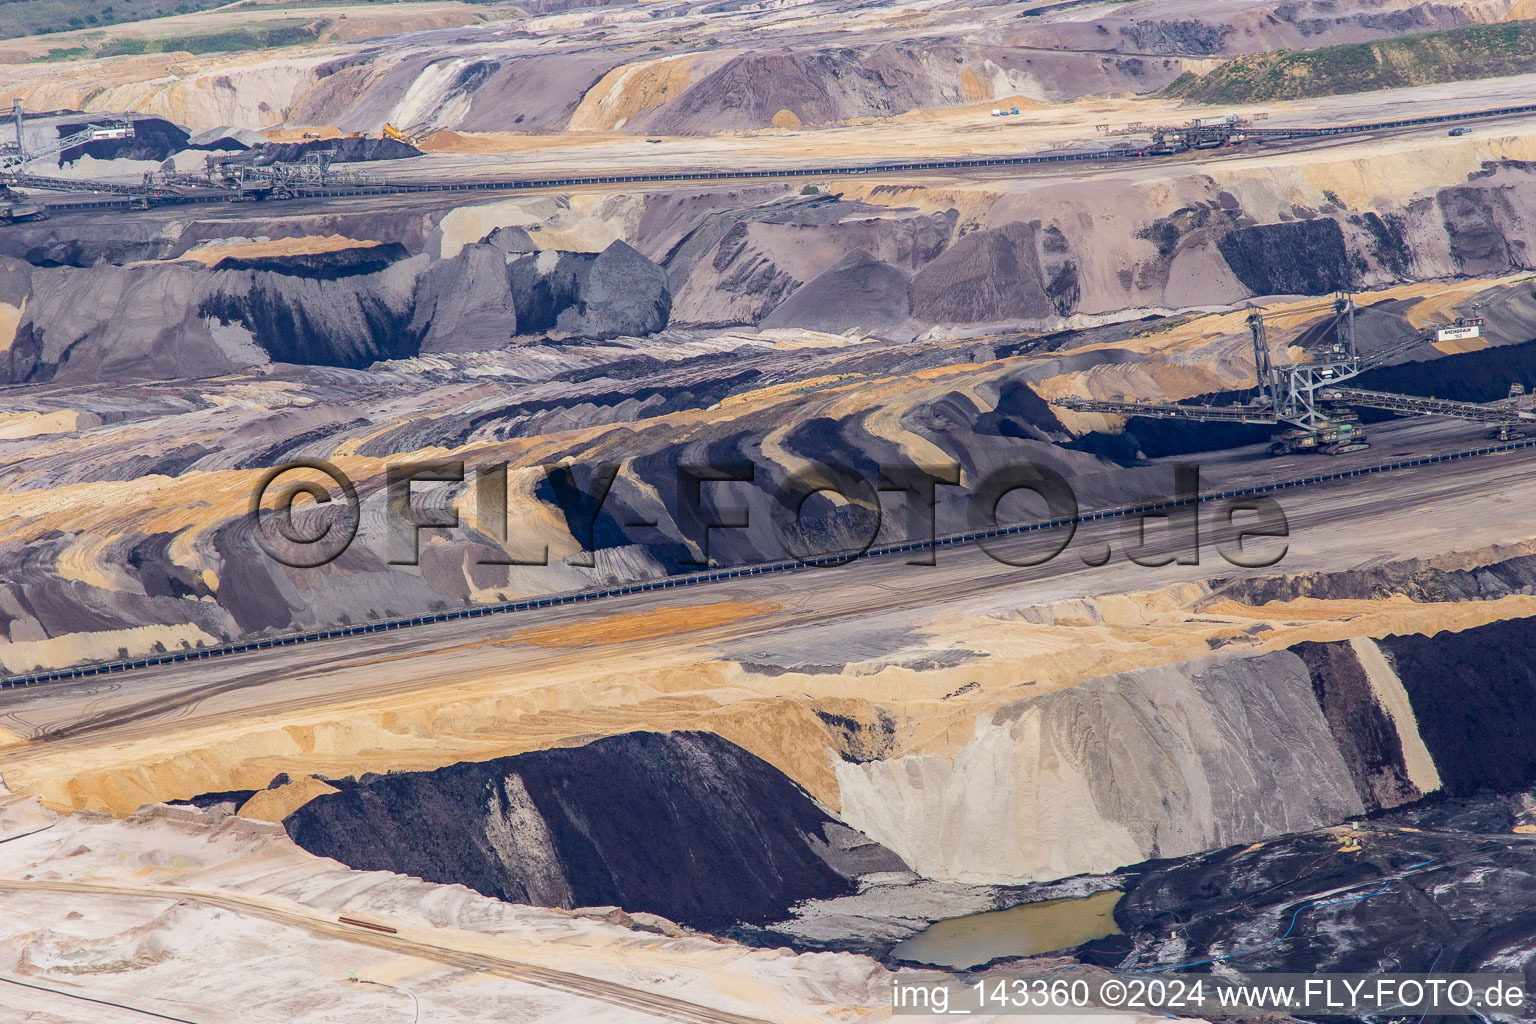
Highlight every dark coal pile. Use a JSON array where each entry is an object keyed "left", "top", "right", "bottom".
[
  {"left": 57, "top": 116, "right": 189, "bottom": 165},
  {"left": 1069, "top": 333, "right": 1536, "bottom": 460},
  {"left": 1352, "top": 334, "right": 1536, "bottom": 406},
  {"left": 1068, "top": 384, "right": 1272, "bottom": 460},
  {"left": 1382, "top": 616, "right": 1536, "bottom": 797},
  {"left": 285, "top": 730, "right": 905, "bottom": 929},
  {"left": 760, "top": 250, "right": 912, "bottom": 333},
  {"left": 507, "top": 239, "right": 671, "bottom": 338},
  {"left": 1216, "top": 219, "right": 1354, "bottom": 296},
  {"left": 1098, "top": 790, "right": 1536, "bottom": 988},
  {"left": 208, "top": 242, "right": 412, "bottom": 278},
  {"left": 252, "top": 137, "right": 422, "bottom": 163}
]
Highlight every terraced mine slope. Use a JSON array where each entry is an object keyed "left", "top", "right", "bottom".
[{"left": 6, "top": 0, "right": 1536, "bottom": 1019}]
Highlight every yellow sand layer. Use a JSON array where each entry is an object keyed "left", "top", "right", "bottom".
[
  {"left": 179, "top": 234, "right": 381, "bottom": 266},
  {"left": 512, "top": 601, "right": 778, "bottom": 647},
  {"left": 238, "top": 776, "right": 340, "bottom": 822},
  {"left": 0, "top": 410, "right": 78, "bottom": 441},
  {"left": 567, "top": 55, "right": 697, "bottom": 132},
  {"left": 8, "top": 589, "right": 1536, "bottom": 817}
]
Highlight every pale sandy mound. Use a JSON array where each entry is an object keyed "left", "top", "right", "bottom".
[
  {"left": 179, "top": 234, "right": 381, "bottom": 266},
  {"left": 0, "top": 410, "right": 82, "bottom": 441},
  {"left": 568, "top": 55, "right": 697, "bottom": 132},
  {"left": 261, "top": 126, "right": 347, "bottom": 143},
  {"left": 238, "top": 776, "right": 339, "bottom": 822},
  {"left": 417, "top": 130, "right": 621, "bottom": 154}
]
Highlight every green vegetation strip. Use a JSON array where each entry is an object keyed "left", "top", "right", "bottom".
[
  {"left": 1, "top": 0, "right": 229, "bottom": 43},
  {"left": 92, "top": 17, "right": 328, "bottom": 54},
  {"left": 1164, "top": 20, "right": 1536, "bottom": 103}
]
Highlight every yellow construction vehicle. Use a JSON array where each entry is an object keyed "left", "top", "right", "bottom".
[{"left": 380, "top": 123, "right": 437, "bottom": 145}]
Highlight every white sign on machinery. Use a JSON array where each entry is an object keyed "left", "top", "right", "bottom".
[{"left": 1436, "top": 325, "right": 1483, "bottom": 343}]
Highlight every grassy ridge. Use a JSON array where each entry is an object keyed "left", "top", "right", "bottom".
[
  {"left": 1, "top": 0, "right": 450, "bottom": 45},
  {"left": 0, "top": 0, "right": 228, "bottom": 42},
  {"left": 1163, "top": 20, "right": 1536, "bottom": 103},
  {"left": 93, "top": 16, "right": 326, "bottom": 53}
]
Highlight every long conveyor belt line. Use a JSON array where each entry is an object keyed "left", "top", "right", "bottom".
[
  {"left": 5, "top": 435, "right": 1536, "bottom": 691},
  {"left": 25, "top": 100, "right": 1536, "bottom": 213}
]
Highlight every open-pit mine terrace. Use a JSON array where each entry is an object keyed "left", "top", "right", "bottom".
[
  {"left": 31, "top": 89, "right": 1536, "bottom": 218},
  {"left": 5, "top": 414, "right": 1536, "bottom": 805}
]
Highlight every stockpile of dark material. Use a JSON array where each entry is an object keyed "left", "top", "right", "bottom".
[
  {"left": 57, "top": 116, "right": 188, "bottom": 165},
  {"left": 974, "top": 379, "right": 1064, "bottom": 440},
  {"left": 1382, "top": 616, "right": 1536, "bottom": 796},
  {"left": 6, "top": 234, "right": 677, "bottom": 384},
  {"left": 251, "top": 137, "right": 421, "bottom": 163},
  {"left": 168, "top": 788, "right": 260, "bottom": 810},
  {"left": 1096, "top": 790, "right": 1536, "bottom": 985},
  {"left": 503, "top": 239, "right": 671, "bottom": 340},
  {"left": 1216, "top": 219, "right": 1354, "bottom": 296},
  {"left": 1073, "top": 616, "right": 1536, "bottom": 984},
  {"left": 185, "top": 134, "right": 252, "bottom": 153},
  {"left": 1217, "top": 551, "right": 1536, "bottom": 611},
  {"left": 208, "top": 243, "right": 411, "bottom": 279},
  {"left": 1349, "top": 334, "right": 1536, "bottom": 413},
  {"left": 284, "top": 730, "right": 903, "bottom": 929}
]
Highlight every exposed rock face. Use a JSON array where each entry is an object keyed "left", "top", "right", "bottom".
[
  {"left": 284, "top": 731, "right": 905, "bottom": 928},
  {"left": 198, "top": 251, "right": 426, "bottom": 369},
  {"left": 0, "top": 311, "right": 1120, "bottom": 658},
  {"left": 1292, "top": 640, "right": 1424, "bottom": 812},
  {"left": 481, "top": 224, "right": 537, "bottom": 255},
  {"left": 629, "top": 43, "right": 1186, "bottom": 135},
  {"left": 836, "top": 611, "right": 1536, "bottom": 888},
  {"left": 502, "top": 240, "right": 671, "bottom": 339},
  {"left": 834, "top": 650, "right": 1367, "bottom": 884},
  {"left": 6, "top": 153, "right": 1535, "bottom": 369},
  {"left": 5, "top": 0, "right": 1491, "bottom": 140},
  {"left": 5, "top": 246, "right": 426, "bottom": 381},
  {"left": 662, "top": 196, "right": 954, "bottom": 327},
  {"left": 1380, "top": 615, "right": 1536, "bottom": 796},
  {"left": 288, "top": 52, "right": 620, "bottom": 136},
  {"left": 1215, "top": 219, "right": 1354, "bottom": 295},
  {"left": 1214, "top": 549, "right": 1536, "bottom": 605},
  {"left": 1118, "top": 19, "right": 1231, "bottom": 55}
]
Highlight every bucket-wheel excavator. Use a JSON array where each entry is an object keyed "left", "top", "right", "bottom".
[
  {"left": 0, "top": 99, "right": 140, "bottom": 220},
  {"left": 1054, "top": 296, "right": 1535, "bottom": 455}
]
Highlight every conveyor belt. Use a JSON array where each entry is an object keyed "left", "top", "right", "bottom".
[{"left": 19, "top": 100, "right": 1536, "bottom": 214}]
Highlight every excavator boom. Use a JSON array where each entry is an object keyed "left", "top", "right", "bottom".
[{"left": 1320, "top": 386, "right": 1534, "bottom": 424}]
